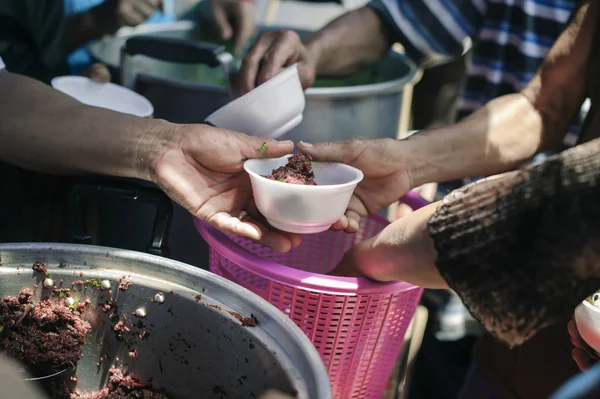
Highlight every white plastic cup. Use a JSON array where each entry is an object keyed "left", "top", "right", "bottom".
[{"left": 244, "top": 155, "right": 363, "bottom": 234}]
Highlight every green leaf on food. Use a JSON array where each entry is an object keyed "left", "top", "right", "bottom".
[
  {"left": 257, "top": 142, "right": 268, "bottom": 153},
  {"left": 87, "top": 278, "right": 103, "bottom": 288}
]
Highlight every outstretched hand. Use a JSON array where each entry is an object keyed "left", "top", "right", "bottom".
[
  {"left": 298, "top": 137, "right": 413, "bottom": 233},
  {"left": 150, "top": 124, "right": 300, "bottom": 252}
]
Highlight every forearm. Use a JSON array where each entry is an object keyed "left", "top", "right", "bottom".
[
  {"left": 303, "top": 7, "right": 392, "bottom": 77},
  {"left": 428, "top": 138, "right": 600, "bottom": 347},
  {"left": 0, "top": 71, "right": 172, "bottom": 179},
  {"left": 404, "top": 0, "right": 596, "bottom": 188},
  {"left": 404, "top": 93, "right": 553, "bottom": 187}
]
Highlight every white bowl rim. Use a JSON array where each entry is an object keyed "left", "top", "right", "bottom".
[
  {"left": 244, "top": 155, "right": 364, "bottom": 190},
  {"left": 51, "top": 75, "right": 154, "bottom": 118},
  {"left": 582, "top": 298, "right": 600, "bottom": 314},
  {"left": 206, "top": 64, "right": 301, "bottom": 121}
]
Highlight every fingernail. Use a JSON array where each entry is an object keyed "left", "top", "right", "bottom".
[{"left": 299, "top": 141, "right": 312, "bottom": 148}]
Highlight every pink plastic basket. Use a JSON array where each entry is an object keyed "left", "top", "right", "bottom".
[{"left": 195, "top": 192, "right": 428, "bottom": 399}]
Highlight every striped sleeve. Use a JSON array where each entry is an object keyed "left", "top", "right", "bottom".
[{"left": 367, "top": 0, "right": 487, "bottom": 65}]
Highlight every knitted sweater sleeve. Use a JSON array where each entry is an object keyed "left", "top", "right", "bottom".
[{"left": 428, "top": 138, "right": 600, "bottom": 348}]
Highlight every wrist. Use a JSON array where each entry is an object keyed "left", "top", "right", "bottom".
[
  {"left": 134, "top": 119, "right": 180, "bottom": 182},
  {"left": 303, "top": 34, "right": 325, "bottom": 75},
  {"left": 400, "top": 130, "right": 447, "bottom": 189}
]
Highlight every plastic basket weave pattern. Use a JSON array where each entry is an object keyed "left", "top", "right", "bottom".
[{"left": 196, "top": 192, "right": 428, "bottom": 399}]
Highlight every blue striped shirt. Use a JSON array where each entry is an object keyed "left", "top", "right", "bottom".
[{"left": 368, "top": 0, "right": 583, "bottom": 136}]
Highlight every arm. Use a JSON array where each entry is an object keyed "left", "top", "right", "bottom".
[
  {"left": 307, "top": 0, "right": 481, "bottom": 76},
  {"left": 333, "top": 137, "right": 600, "bottom": 347},
  {"left": 428, "top": 137, "right": 600, "bottom": 347},
  {"left": 0, "top": 69, "right": 297, "bottom": 252},
  {"left": 301, "top": 7, "right": 393, "bottom": 78},
  {"left": 240, "top": 0, "right": 479, "bottom": 91},
  {"left": 405, "top": 0, "right": 597, "bottom": 187},
  {"left": 0, "top": 70, "right": 165, "bottom": 177},
  {"left": 299, "top": 0, "right": 598, "bottom": 228}
]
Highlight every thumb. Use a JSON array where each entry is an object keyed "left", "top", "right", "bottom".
[
  {"left": 239, "top": 136, "right": 294, "bottom": 159},
  {"left": 297, "top": 139, "right": 363, "bottom": 164},
  {"left": 213, "top": 5, "right": 233, "bottom": 40}
]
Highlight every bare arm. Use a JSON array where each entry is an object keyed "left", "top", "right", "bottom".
[
  {"left": 334, "top": 137, "right": 600, "bottom": 347},
  {"left": 0, "top": 69, "right": 298, "bottom": 251},
  {"left": 0, "top": 70, "right": 167, "bottom": 178},
  {"left": 303, "top": 7, "right": 392, "bottom": 77},
  {"left": 404, "top": 0, "right": 597, "bottom": 188}
]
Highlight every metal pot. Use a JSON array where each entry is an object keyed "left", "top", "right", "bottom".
[
  {"left": 0, "top": 243, "right": 331, "bottom": 399},
  {"left": 89, "top": 20, "right": 417, "bottom": 142}
]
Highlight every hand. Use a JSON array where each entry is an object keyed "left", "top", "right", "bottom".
[
  {"left": 240, "top": 30, "right": 316, "bottom": 94},
  {"left": 80, "top": 63, "right": 112, "bottom": 83},
  {"left": 148, "top": 124, "right": 300, "bottom": 252},
  {"left": 298, "top": 137, "right": 412, "bottom": 232},
  {"left": 210, "top": 0, "right": 256, "bottom": 55},
  {"left": 569, "top": 317, "right": 599, "bottom": 371},
  {"left": 329, "top": 203, "right": 448, "bottom": 288},
  {"left": 97, "top": 0, "right": 163, "bottom": 33}
]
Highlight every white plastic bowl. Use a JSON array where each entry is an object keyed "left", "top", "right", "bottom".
[
  {"left": 206, "top": 64, "right": 305, "bottom": 139},
  {"left": 244, "top": 155, "right": 363, "bottom": 234},
  {"left": 51, "top": 76, "right": 154, "bottom": 118},
  {"left": 574, "top": 300, "right": 600, "bottom": 355}
]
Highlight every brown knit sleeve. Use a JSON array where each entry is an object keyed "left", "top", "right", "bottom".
[{"left": 428, "top": 138, "right": 600, "bottom": 348}]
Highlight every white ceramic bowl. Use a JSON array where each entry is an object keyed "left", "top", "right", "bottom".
[
  {"left": 206, "top": 64, "right": 305, "bottom": 139},
  {"left": 51, "top": 76, "right": 154, "bottom": 118},
  {"left": 575, "top": 300, "right": 600, "bottom": 355},
  {"left": 244, "top": 155, "right": 363, "bottom": 234}
]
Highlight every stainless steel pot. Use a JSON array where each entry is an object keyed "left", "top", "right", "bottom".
[
  {"left": 0, "top": 243, "right": 331, "bottom": 399},
  {"left": 89, "top": 20, "right": 417, "bottom": 143}
]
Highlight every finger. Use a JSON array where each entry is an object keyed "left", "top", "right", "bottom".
[
  {"left": 573, "top": 348, "right": 594, "bottom": 371},
  {"left": 345, "top": 209, "right": 361, "bottom": 233},
  {"left": 209, "top": 211, "right": 262, "bottom": 240},
  {"left": 131, "top": 0, "right": 158, "bottom": 18},
  {"left": 256, "top": 30, "right": 302, "bottom": 87},
  {"left": 233, "top": 3, "right": 255, "bottom": 54},
  {"left": 330, "top": 215, "right": 348, "bottom": 231},
  {"left": 120, "top": 9, "right": 146, "bottom": 26},
  {"left": 297, "top": 138, "right": 366, "bottom": 164},
  {"left": 238, "top": 214, "right": 295, "bottom": 252},
  {"left": 237, "top": 135, "right": 294, "bottom": 160},
  {"left": 342, "top": 195, "right": 367, "bottom": 233},
  {"left": 82, "top": 63, "right": 112, "bottom": 83},
  {"left": 212, "top": 4, "right": 233, "bottom": 40},
  {"left": 569, "top": 320, "right": 592, "bottom": 351},
  {"left": 239, "top": 33, "right": 276, "bottom": 94}
]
